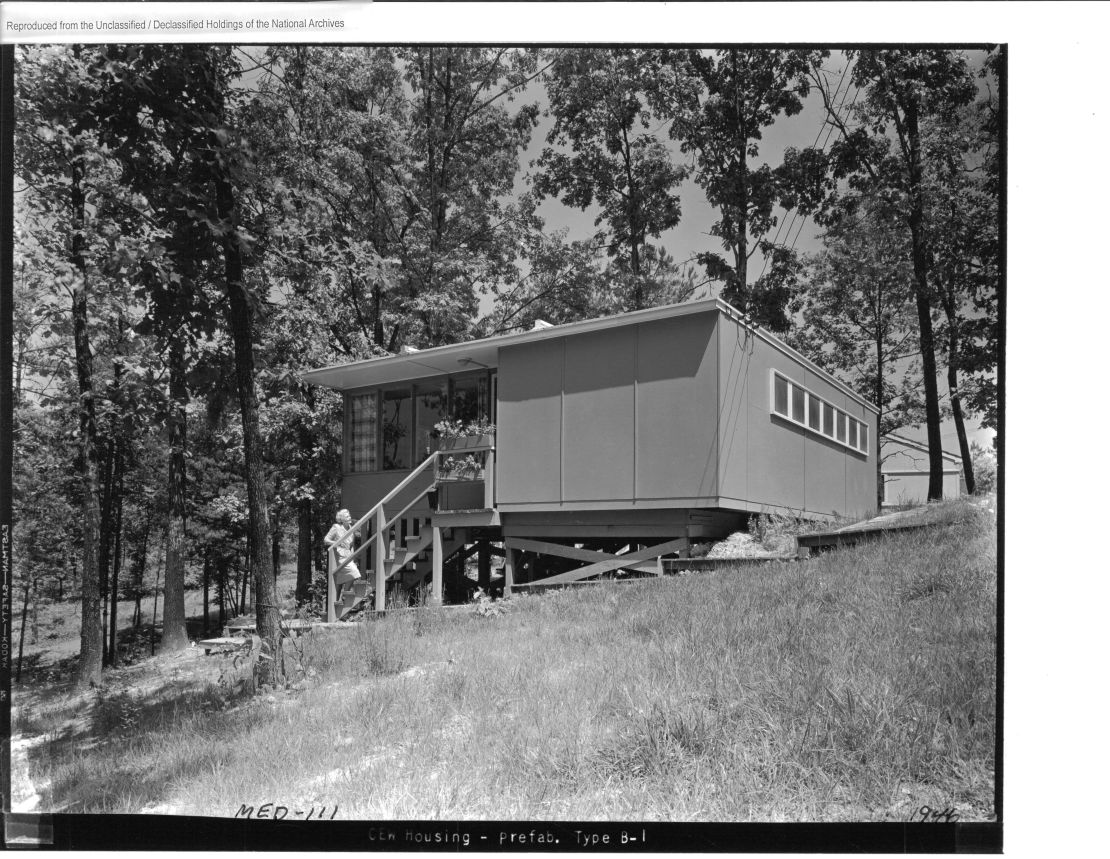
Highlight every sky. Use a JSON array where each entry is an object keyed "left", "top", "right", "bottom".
[{"left": 506, "top": 49, "right": 995, "bottom": 456}]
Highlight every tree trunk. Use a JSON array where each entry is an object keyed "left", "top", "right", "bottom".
[
  {"left": 903, "top": 102, "right": 945, "bottom": 501},
  {"left": 71, "top": 135, "right": 103, "bottom": 687},
  {"left": 213, "top": 148, "right": 284, "bottom": 687},
  {"left": 132, "top": 522, "right": 149, "bottom": 630},
  {"left": 99, "top": 439, "right": 114, "bottom": 664},
  {"left": 16, "top": 580, "right": 32, "bottom": 682},
  {"left": 874, "top": 334, "right": 885, "bottom": 509},
  {"left": 732, "top": 50, "right": 750, "bottom": 306},
  {"left": 151, "top": 529, "right": 163, "bottom": 656},
  {"left": 943, "top": 289, "right": 977, "bottom": 495},
  {"left": 202, "top": 551, "right": 210, "bottom": 635},
  {"left": 159, "top": 337, "right": 190, "bottom": 652},
  {"left": 108, "top": 462, "right": 124, "bottom": 666},
  {"left": 272, "top": 517, "right": 281, "bottom": 583},
  {"left": 295, "top": 386, "right": 316, "bottom": 604},
  {"left": 296, "top": 497, "right": 312, "bottom": 604}
]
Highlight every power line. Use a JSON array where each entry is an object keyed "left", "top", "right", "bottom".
[
  {"left": 756, "top": 58, "right": 857, "bottom": 282},
  {"left": 780, "top": 79, "right": 863, "bottom": 259}
]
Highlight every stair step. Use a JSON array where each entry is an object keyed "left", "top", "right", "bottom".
[{"left": 351, "top": 580, "right": 371, "bottom": 598}]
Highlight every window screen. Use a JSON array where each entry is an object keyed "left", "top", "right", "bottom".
[
  {"left": 348, "top": 392, "right": 378, "bottom": 473},
  {"left": 381, "top": 387, "right": 413, "bottom": 470},
  {"left": 808, "top": 393, "right": 821, "bottom": 431}
]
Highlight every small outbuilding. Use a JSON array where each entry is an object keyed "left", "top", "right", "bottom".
[
  {"left": 880, "top": 432, "right": 966, "bottom": 508},
  {"left": 303, "top": 298, "right": 879, "bottom": 616}
]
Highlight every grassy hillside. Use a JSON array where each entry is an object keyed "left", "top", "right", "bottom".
[{"left": 17, "top": 498, "right": 996, "bottom": 821}]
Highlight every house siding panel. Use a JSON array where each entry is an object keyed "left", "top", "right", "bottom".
[
  {"left": 562, "top": 326, "right": 637, "bottom": 501},
  {"left": 634, "top": 314, "right": 719, "bottom": 500},
  {"left": 496, "top": 338, "right": 565, "bottom": 504},
  {"left": 729, "top": 325, "right": 806, "bottom": 511}
]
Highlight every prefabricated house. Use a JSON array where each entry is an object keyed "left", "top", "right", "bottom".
[
  {"left": 303, "top": 298, "right": 878, "bottom": 619},
  {"left": 880, "top": 433, "right": 966, "bottom": 508}
]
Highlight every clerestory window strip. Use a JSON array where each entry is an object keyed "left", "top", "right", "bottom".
[{"left": 769, "top": 370, "right": 870, "bottom": 455}]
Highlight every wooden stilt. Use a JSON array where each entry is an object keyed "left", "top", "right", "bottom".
[
  {"left": 431, "top": 525, "right": 444, "bottom": 606},
  {"left": 503, "top": 544, "right": 515, "bottom": 597},
  {"left": 478, "top": 540, "right": 491, "bottom": 594}
]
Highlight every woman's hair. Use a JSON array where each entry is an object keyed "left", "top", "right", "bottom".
[{"left": 336, "top": 508, "right": 350, "bottom": 522}]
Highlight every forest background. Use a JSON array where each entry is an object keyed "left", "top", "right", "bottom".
[{"left": 9, "top": 43, "right": 999, "bottom": 688}]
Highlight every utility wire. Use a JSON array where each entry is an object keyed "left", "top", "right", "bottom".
[
  {"left": 756, "top": 57, "right": 856, "bottom": 282},
  {"left": 781, "top": 79, "right": 864, "bottom": 258}
]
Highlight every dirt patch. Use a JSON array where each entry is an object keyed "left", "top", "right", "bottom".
[{"left": 705, "top": 531, "right": 785, "bottom": 560}]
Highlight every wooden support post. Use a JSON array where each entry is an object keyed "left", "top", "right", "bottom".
[
  {"left": 484, "top": 447, "right": 495, "bottom": 509},
  {"left": 431, "top": 525, "right": 444, "bottom": 606},
  {"left": 326, "top": 545, "right": 337, "bottom": 623},
  {"left": 478, "top": 540, "right": 491, "bottom": 594},
  {"left": 375, "top": 506, "right": 387, "bottom": 612},
  {"left": 503, "top": 543, "right": 515, "bottom": 597}
]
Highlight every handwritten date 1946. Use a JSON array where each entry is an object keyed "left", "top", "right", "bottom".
[{"left": 909, "top": 805, "right": 960, "bottom": 823}]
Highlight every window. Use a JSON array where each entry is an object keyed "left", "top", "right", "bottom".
[
  {"left": 381, "top": 386, "right": 413, "bottom": 470},
  {"left": 791, "top": 385, "right": 806, "bottom": 423},
  {"left": 807, "top": 392, "right": 822, "bottom": 431},
  {"left": 349, "top": 371, "right": 496, "bottom": 473},
  {"left": 348, "top": 392, "right": 378, "bottom": 473},
  {"left": 415, "top": 381, "right": 447, "bottom": 459},
  {"left": 450, "top": 373, "right": 490, "bottom": 424},
  {"left": 770, "top": 370, "right": 871, "bottom": 454},
  {"left": 774, "top": 374, "right": 789, "bottom": 416}
]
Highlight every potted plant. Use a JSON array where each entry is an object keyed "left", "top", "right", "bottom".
[{"left": 432, "top": 419, "right": 495, "bottom": 451}]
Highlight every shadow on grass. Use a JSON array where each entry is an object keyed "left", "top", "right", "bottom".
[{"left": 28, "top": 667, "right": 257, "bottom": 813}]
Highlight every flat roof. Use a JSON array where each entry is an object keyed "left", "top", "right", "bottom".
[{"left": 302, "top": 297, "right": 878, "bottom": 413}]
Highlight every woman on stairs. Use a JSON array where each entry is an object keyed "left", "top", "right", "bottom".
[{"left": 325, "top": 508, "right": 362, "bottom": 581}]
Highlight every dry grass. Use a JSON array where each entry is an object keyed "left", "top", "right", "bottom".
[{"left": 20, "top": 497, "right": 996, "bottom": 821}]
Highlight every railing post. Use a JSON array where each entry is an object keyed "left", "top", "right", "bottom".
[
  {"left": 431, "top": 525, "right": 444, "bottom": 607},
  {"left": 326, "top": 546, "right": 337, "bottom": 623},
  {"left": 374, "top": 506, "right": 387, "bottom": 613}
]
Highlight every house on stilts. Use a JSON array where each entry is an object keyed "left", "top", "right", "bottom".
[{"left": 302, "top": 298, "right": 879, "bottom": 621}]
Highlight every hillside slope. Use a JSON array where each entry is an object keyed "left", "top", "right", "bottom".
[{"left": 16, "top": 498, "right": 996, "bottom": 821}]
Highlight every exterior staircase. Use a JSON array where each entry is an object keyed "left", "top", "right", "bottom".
[
  {"left": 326, "top": 444, "right": 494, "bottom": 621},
  {"left": 333, "top": 525, "right": 467, "bottom": 620}
]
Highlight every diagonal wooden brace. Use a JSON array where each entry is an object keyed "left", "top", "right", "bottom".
[{"left": 510, "top": 537, "right": 687, "bottom": 587}]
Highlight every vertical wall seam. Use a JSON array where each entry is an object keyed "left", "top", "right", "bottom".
[
  {"left": 633, "top": 323, "right": 638, "bottom": 501},
  {"left": 559, "top": 337, "right": 565, "bottom": 504}
]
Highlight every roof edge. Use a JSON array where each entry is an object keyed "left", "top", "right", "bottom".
[{"left": 713, "top": 299, "right": 880, "bottom": 415}]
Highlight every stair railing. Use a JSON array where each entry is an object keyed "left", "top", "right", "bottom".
[
  {"left": 325, "top": 442, "right": 497, "bottom": 621},
  {"left": 327, "top": 451, "right": 441, "bottom": 622}
]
